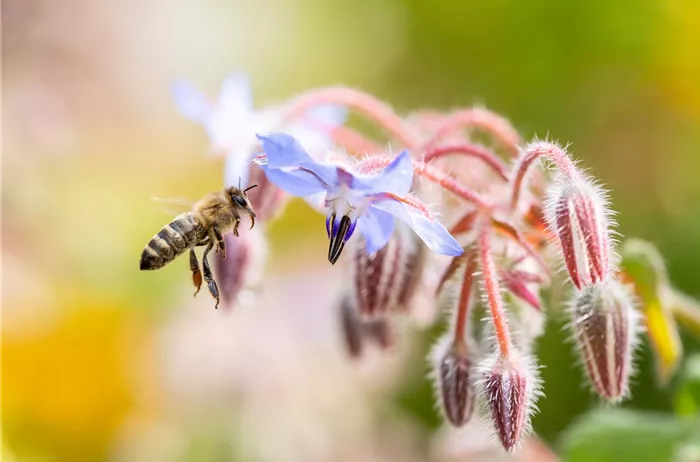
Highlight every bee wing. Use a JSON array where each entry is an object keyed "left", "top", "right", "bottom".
[{"left": 151, "top": 196, "right": 195, "bottom": 216}]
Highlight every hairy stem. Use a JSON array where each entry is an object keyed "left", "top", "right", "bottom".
[
  {"left": 510, "top": 142, "right": 579, "bottom": 211},
  {"left": 454, "top": 251, "right": 478, "bottom": 345},
  {"left": 478, "top": 223, "right": 512, "bottom": 358},
  {"left": 422, "top": 108, "right": 522, "bottom": 156},
  {"left": 284, "top": 87, "right": 419, "bottom": 148},
  {"left": 330, "top": 126, "right": 384, "bottom": 154},
  {"left": 423, "top": 144, "right": 509, "bottom": 181},
  {"left": 360, "top": 157, "right": 493, "bottom": 211},
  {"left": 301, "top": 117, "right": 384, "bottom": 154},
  {"left": 414, "top": 163, "right": 493, "bottom": 211}
]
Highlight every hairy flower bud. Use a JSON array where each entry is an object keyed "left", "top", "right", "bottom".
[
  {"left": 213, "top": 225, "right": 266, "bottom": 309},
  {"left": 339, "top": 294, "right": 364, "bottom": 358},
  {"left": 363, "top": 316, "right": 395, "bottom": 350},
  {"left": 338, "top": 294, "right": 395, "bottom": 358},
  {"left": 571, "top": 280, "right": 639, "bottom": 401},
  {"left": 352, "top": 224, "right": 425, "bottom": 318},
  {"left": 544, "top": 174, "right": 614, "bottom": 290},
  {"left": 479, "top": 353, "right": 540, "bottom": 452},
  {"left": 431, "top": 337, "right": 477, "bottom": 427}
]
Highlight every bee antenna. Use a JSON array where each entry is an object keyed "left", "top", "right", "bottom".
[{"left": 244, "top": 184, "right": 258, "bottom": 194}]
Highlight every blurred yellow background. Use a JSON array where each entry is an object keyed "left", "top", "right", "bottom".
[{"left": 3, "top": 0, "right": 700, "bottom": 460}]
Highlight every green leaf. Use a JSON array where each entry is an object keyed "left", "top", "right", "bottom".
[
  {"left": 670, "top": 289, "right": 700, "bottom": 339},
  {"left": 675, "top": 355, "right": 700, "bottom": 417},
  {"left": 619, "top": 238, "right": 683, "bottom": 384},
  {"left": 560, "top": 408, "right": 695, "bottom": 462},
  {"left": 619, "top": 238, "right": 669, "bottom": 302}
]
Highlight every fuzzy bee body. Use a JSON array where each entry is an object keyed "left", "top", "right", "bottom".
[
  {"left": 140, "top": 185, "right": 257, "bottom": 308},
  {"left": 140, "top": 212, "right": 205, "bottom": 271}
]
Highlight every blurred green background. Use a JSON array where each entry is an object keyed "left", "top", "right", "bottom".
[{"left": 3, "top": 0, "right": 700, "bottom": 460}]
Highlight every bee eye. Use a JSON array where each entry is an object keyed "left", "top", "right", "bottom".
[{"left": 234, "top": 195, "right": 248, "bottom": 207}]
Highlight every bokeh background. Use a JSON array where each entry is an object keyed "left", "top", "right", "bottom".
[{"left": 3, "top": 0, "right": 700, "bottom": 460}]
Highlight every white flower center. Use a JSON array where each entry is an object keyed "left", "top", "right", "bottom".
[{"left": 325, "top": 182, "right": 370, "bottom": 221}]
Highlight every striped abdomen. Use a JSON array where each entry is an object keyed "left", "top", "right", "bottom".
[{"left": 140, "top": 212, "right": 203, "bottom": 270}]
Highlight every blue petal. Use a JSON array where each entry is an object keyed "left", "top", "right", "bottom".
[
  {"left": 357, "top": 208, "right": 395, "bottom": 254},
  {"left": 352, "top": 150, "right": 413, "bottom": 197},
  {"left": 260, "top": 165, "right": 327, "bottom": 197},
  {"left": 372, "top": 200, "right": 463, "bottom": 256},
  {"left": 285, "top": 124, "right": 332, "bottom": 157},
  {"left": 256, "top": 133, "right": 337, "bottom": 186},
  {"left": 171, "top": 80, "right": 212, "bottom": 123},
  {"left": 256, "top": 133, "right": 315, "bottom": 168},
  {"left": 218, "top": 73, "right": 253, "bottom": 113}
]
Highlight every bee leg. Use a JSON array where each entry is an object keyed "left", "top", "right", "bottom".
[
  {"left": 189, "top": 248, "right": 202, "bottom": 296},
  {"left": 202, "top": 242, "right": 220, "bottom": 309},
  {"left": 232, "top": 218, "right": 241, "bottom": 237},
  {"left": 212, "top": 227, "right": 226, "bottom": 260}
]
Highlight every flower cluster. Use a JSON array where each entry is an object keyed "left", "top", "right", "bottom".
[{"left": 172, "top": 72, "right": 700, "bottom": 452}]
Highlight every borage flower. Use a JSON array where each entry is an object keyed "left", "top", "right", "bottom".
[
  {"left": 172, "top": 72, "right": 346, "bottom": 189},
  {"left": 172, "top": 75, "right": 345, "bottom": 306},
  {"left": 253, "top": 133, "right": 463, "bottom": 263}
]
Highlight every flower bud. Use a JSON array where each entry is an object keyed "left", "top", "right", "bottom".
[
  {"left": 352, "top": 224, "right": 425, "bottom": 318},
  {"left": 479, "top": 353, "right": 540, "bottom": 452},
  {"left": 363, "top": 316, "right": 395, "bottom": 350},
  {"left": 213, "top": 225, "right": 266, "bottom": 309},
  {"left": 339, "top": 294, "right": 364, "bottom": 358},
  {"left": 544, "top": 174, "right": 614, "bottom": 290},
  {"left": 431, "top": 337, "right": 477, "bottom": 427},
  {"left": 571, "top": 280, "right": 639, "bottom": 401},
  {"left": 338, "top": 294, "right": 395, "bottom": 359}
]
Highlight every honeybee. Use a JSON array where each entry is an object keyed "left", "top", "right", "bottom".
[{"left": 140, "top": 184, "right": 257, "bottom": 308}]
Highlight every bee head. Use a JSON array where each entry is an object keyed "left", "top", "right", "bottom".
[{"left": 226, "top": 181, "right": 258, "bottom": 230}]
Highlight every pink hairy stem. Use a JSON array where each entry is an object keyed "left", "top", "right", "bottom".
[
  {"left": 478, "top": 222, "right": 513, "bottom": 358},
  {"left": 359, "top": 156, "right": 494, "bottom": 212},
  {"left": 454, "top": 251, "right": 478, "bottom": 345},
  {"left": 421, "top": 108, "right": 522, "bottom": 156},
  {"left": 284, "top": 87, "right": 419, "bottom": 149},
  {"left": 423, "top": 144, "right": 509, "bottom": 181},
  {"left": 510, "top": 142, "right": 579, "bottom": 212}
]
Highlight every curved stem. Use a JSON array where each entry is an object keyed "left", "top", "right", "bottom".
[
  {"left": 330, "top": 126, "right": 384, "bottom": 154},
  {"left": 414, "top": 162, "right": 493, "bottom": 211},
  {"left": 422, "top": 108, "right": 522, "bottom": 156},
  {"left": 478, "top": 222, "right": 512, "bottom": 358},
  {"left": 283, "top": 87, "right": 419, "bottom": 148},
  {"left": 509, "top": 142, "right": 579, "bottom": 211},
  {"left": 413, "top": 163, "right": 493, "bottom": 211},
  {"left": 454, "top": 251, "right": 478, "bottom": 345},
  {"left": 359, "top": 156, "right": 494, "bottom": 212},
  {"left": 300, "top": 117, "right": 384, "bottom": 154},
  {"left": 423, "top": 144, "right": 509, "bottom": 181}
]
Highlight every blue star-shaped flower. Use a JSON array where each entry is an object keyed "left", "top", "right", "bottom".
[
  {"left": 171, "top": 73, "right": 346, "bottom": 188},
  {"left": 254, "top": 133, "right": 464, "bottom": 263}
]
